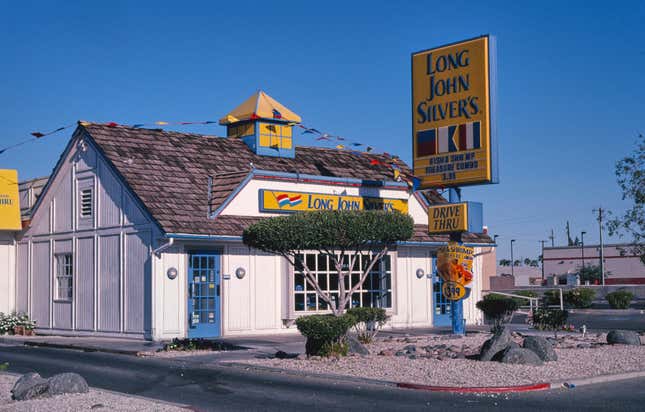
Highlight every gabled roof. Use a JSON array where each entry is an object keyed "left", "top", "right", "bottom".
[
  {"left": 219, "top": 91, "right": 302, "bottom": 124},
  {"left": 81, "top": 123, "right": 411, "bottom": 236}
]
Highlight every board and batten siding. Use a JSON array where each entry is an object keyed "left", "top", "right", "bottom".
[
  {"left": 0, "top": 233, "right": 16, "bottom": 314},
  {"left": 15, "top": 134, "right": 158, "bottom": 338}
]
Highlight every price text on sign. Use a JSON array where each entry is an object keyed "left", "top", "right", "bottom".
[
  {"left": 442, "top": 281, "right": 466, "bottom": 301},
  {"left": 412, "top": 35, "right": 497, "bottom": 189}
]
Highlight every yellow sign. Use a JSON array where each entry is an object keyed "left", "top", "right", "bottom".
[
  {"left": 428, "top": 203, "right": 468, "bottom": 233},
  {"left": 442, "top": 281, "right": 466, "bottom": 301},
  {"left": 412, "top": 35, "right": 497, "bottom": 188},
  {"left": 0, "top": 169, "right": 21, "bottom": 230},
  {"left": 437, "top": 241, "right": 474, "bottom": 301},
  {"left": 259, "top": 190, "right": 408, "bottom": 214}
]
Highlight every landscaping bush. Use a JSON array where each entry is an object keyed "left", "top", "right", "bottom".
[
  {"left": 542, "top": 290, "right": 562, "bottom": 306},
  {"left": 605, "top": 290, "right": 634, "bottom": 309},
  {"left": 295, "top": 314, "right": 357, "bottom": 357},
  {"left": 564, "top": 288, "right": 596, "bottom": 308},
  {"left": 530, "top": 308, "right": 568, "bottom": 337},
  {"left": 476, "top": 298, "right": 518, "bottom": 334},
  {"left": 346, "top": 307, "right": 390, "bottom": 343}
]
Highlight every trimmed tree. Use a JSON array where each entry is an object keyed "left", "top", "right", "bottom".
[{"left": 242, "top": 210, "right": 414, "bottom": 316}]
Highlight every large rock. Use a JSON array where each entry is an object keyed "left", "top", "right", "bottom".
[
  {"left": 479, "top": 327, "right": 511, "bottom": 361},
  {"left": 607, "top": 330, "right": 641, "bottom": 346},
  {"left": 48, "top": 373, "right": 89, "bottom": 396},
  {"left": 11, "top": 372, "right": 50, "bottom": 401},
  {"left": 500, "top": 347, "right": 544, "bottom": 366},
  {"left": 347, "top": 336, "right": 369, "bottom": 356},
  {"left": 523, "top": 335, "right": 558, "bottom": 361}
]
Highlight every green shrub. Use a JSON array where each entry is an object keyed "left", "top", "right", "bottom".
[
  {"left": 346, "top": 307, "right": 390, "bottom": 343},
  {"left": 295, "top": 314, "right": 357, "bottom": 357},
  {"left": 476, "top": 298, "right": 518, "bottom": 333},
  {"left": 605, "top": 290, "right": 634, "bottom": 309},
  {"left": 542, "top": 290, "right": 562, "bottom": 306},
  {"left": 564, "top": 288, "right": 596, "bottom": 308},
  {"left": 531, "top": 308, "right": 569, "bottom": 337},
  {"left": 485, "top": 290, "right": 538, "bottom": 307}
]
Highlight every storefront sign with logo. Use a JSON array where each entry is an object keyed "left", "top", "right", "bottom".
[
  {"left": 412, "top": 35, "right": 497, "bottom": 189},
  {"left": 427, "top": 201, "right": 483, "bottom": 234},
  {"left": 259, "top": 190, "right": 408, "bottom": 214},
  {"left": 436, "top": 241, "right": 474, "bottom": 301},
  {"left": 0, "top": 169, "right": 21, "bottom": 230}
]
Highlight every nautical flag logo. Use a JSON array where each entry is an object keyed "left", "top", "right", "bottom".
[
  {"left": 276, "top": 193, "right": 302, "bottom": 208},
  {"left": 416, "top": 121, "right": 481, "bottom": 156},
  {"left": 272, "top": 109, "right": 282, "bottom": 119}
]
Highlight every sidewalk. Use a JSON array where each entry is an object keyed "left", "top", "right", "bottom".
[{"left": 0, "top": 335, "right": 164, "bottom": 356}]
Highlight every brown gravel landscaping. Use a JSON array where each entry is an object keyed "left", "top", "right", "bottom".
[
  {"left": 243, "top": 332, "right": 645, "bottom": 387},
  {"left": 0, "top": 373, "right": 185, "bottom": 411}
]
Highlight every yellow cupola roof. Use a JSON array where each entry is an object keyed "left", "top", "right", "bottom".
[{"left": 219, "top": 90, "right": 301, "bottom": 125}]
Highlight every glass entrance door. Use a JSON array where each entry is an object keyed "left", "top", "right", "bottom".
[
  {"left": 187, "top": 252, "right": 221, "bottom": 338},
  {"left": 432, "top": 258, "right": 452, "bottom": 326}
]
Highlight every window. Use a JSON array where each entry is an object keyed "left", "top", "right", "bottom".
[
  {"left": 293, "top": 252, "right": 392, "bottom": 312},
  {"left": 56, "top": 254, "right": 73, "bottom": 301},
  {"left": 258, "top": 122, "right": 292, "bottom": 150},
  {"left": 80, "top": 188, "right": 93, "bottom": 218}
]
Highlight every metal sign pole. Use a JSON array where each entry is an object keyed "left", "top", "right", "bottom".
[{"left": 448, "top": 187, "right": 465, "bottom": 335}]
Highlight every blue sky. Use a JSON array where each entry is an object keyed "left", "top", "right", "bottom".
[{"left": 1, "top": 0, "right": 643, "bottom": 261}]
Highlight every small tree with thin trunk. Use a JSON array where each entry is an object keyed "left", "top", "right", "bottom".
[{"left": 242, "top": 210, "right": 414, "bottom": 316}]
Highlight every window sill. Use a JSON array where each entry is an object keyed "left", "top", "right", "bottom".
[{"left": 53, "top": 300, "right": 73, "bottom": 304}]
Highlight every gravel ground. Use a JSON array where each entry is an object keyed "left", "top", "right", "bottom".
[
  {"left": 0, "top": 374, "right": 185, "bottom": 411},
  {"left": 243, "top": 332, "right": 645, "bottom": 387}
]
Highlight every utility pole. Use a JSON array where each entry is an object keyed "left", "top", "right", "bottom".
[
  {"left": 549, "top": 229, "right": 555, "bottom": 247},
  {"left": 540, "top": 240, "right": 546, "bottom": 281},
  {"left": 594, "top": 208, "right": 606, "bottom": 286},
  {"left": 510, "top": 239, "right": 516, "bottom": 278},
  {"left": 581, "top": 231, "right": 586, "bottom": 270}
]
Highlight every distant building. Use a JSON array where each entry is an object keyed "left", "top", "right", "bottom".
[
  {"left": 496, "top": 264, "right": 542, "bottom": 287},
  {"left": 543, "top": 244, "right": 645, "bottom": 285}
]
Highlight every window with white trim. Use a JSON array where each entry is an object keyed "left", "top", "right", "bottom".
[
  {"left": 55, "top": 253, "right": 73, "bottom": 301},
  {"left": 293, "top": 252, "right": 392, "bottom": 312},
  {"left": 80, "top": 188, "right": 93, "bottom": 218}
]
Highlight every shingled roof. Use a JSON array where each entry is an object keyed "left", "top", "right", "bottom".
[{"left": 80, "top": 123, "right": 492, "bottom": 244}]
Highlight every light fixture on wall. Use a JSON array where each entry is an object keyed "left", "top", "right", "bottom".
[
  {"left": 166, "top": 267, "right": 178, "bottom": 280},
  {"left": 416, "top": 268, "right": 425, "bottom": 279},
  {"left": 235, "top": 267, "right": 246, "bottom": 279}
]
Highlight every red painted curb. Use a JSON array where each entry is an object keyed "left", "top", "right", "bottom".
[{"left": 396, "top": 382, "right": 551, "bottom": 393}]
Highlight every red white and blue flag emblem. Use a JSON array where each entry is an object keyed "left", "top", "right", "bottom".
[{"left": 276, "top": 193, "right": 302, "bottom": 208}]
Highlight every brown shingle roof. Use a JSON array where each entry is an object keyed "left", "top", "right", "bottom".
[
  {"left": 82, "top": 123, "right": 411, "bottom": 235},
  {"left": 81, "top": 123, "right": 491, "bottom": 244}
]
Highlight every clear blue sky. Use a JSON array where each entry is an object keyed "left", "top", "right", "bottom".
[{"left": 1, "top": 0, "right": 643, "bottom": 261}]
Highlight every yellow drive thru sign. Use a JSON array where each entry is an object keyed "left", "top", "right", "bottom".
[{"left": 0, "top": 169, "right": 21, "bottom": 230}]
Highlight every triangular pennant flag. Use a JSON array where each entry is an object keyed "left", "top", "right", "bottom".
[{"left": 31, "top": 132, "right": 45, "bottom": 138}]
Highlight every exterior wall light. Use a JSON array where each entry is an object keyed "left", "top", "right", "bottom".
[
  {"left": 235, "top": 267, "right": 246, "bottom": 279},
  {"left": 166, "top": 267, "right": 178, "bottom": 280},
  {"left": 416, "top": 268, "right": 425, "bottom": 279}
]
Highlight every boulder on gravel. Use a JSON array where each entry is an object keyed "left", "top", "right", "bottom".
[
  {"left": 11, "top": 372, "right": 50, "bottom": 401},
  {"left": 607, "top": 330, "right": 641, "bottom": 346},
  {"left": 274, "top": 350, "right": 299, "bottom": 359},
  {"left": 523, "top": 335, "right": 558, "bottom": 361},
  {"left": 347, "top": 336, "right": 370, "bottom": 356},
  {"left": 479, "top": 326, "right": 511, "bottom": 361},
  {"left": 47, "top": 373, "right": 89, "bottom": 396},
  {"left": 500, "top": 347, "right": 544, "bottom": 366},
  {"left": 402, "top": 345, "right": 417, "bottom": 353}
]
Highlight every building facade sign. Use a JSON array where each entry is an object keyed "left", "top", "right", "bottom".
[
  {"left": 259, "top": 189, "right": 408, "bottom": 213},
  {"left": 0, "top": 169, "right": 21, "bottom": 230},
  {"left": 412, "top": 35, "right": 497, "bottom": 188}
]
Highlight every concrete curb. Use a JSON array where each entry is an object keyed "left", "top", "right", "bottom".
[
  {"left": 20, "top": 341, "right": 151, "bottom": 356},
  {"left": 224, "top": 362, "right": 645, "bottom": 394}
]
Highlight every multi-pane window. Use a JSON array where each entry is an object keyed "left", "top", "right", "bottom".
[
  {"left": 56, "top": 254, "right": 73, "bottom": 301},
  {"left": 258, "top": 122, "right": 292, "bottom": 150},
  {"left": 293, "top": 252, "right": 392, "bottom": 312},
  {"left": 80, "top": 188, "right": 93, "bottom": 218}
]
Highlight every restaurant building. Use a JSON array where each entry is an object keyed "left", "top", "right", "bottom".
[{"left": 4, "top": 92, "right": 494, "bottom": 340}]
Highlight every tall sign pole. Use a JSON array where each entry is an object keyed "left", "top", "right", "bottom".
[{"left": 412, "top": 35, "right": 497, "bottom": 335}]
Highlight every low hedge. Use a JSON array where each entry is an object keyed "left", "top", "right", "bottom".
[
  {"left": 295, "top": 314, "right": 356, "bottom": 357},
  {"left": 346, "top": 307, "right": 389, "bottom": 343},
  {"left": 476, "top": 298, "right": 518, "bottom": 333},
  {"left": 564, "top": 288, "right": 596, "bottom": 308},
  {"left": 531, "top": 308, "right": 568, "bottom": 336},
  {"left": 605, "top": 290, "right": 634, "bottom": 309}
]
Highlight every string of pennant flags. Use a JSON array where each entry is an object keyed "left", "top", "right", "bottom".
[{"left": 0, "top": 119, "right": 421, "bottom": 187}]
